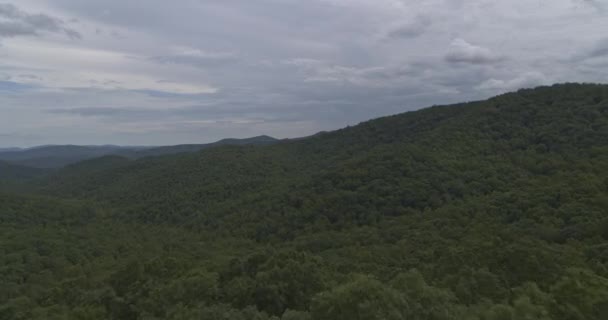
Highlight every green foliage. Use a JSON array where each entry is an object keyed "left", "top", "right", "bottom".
[
  {"left": 0, "top": 160, "right": 49, "bottom": 180},
  {"left": 311, "top": 275, "right": 408, "bottom": 320},
  {"left": 1, "top": 83, "right": 608, "bottom": 319},
  {"left": 550, "top": 268, "right": 608, "bottom": 319}
]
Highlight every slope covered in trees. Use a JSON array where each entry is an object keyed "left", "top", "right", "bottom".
[
  {"left": 0, "top": 145, "right": 139, "bottom": 169},
  {"left": 0, "top": 161, "right": 49, "bottom": 181},
  {"left": 0, "top": 136, "right": 279, "bottom": 169},
  {"left": 2, "top": 83, "right": 608, "bottom": 319},
  {"left": 129, "top": 135, "right": 278, "bottom": 158}
]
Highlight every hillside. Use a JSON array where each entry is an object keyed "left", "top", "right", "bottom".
[
  {"left": 128, "top": 135, "right": 279, "bottom": 158},
  {"left": 2, "top": 83, "right": 608, "bottom": 319},
  {"left": 0, "top": 145, "right": 140, "bottom": 168},
  {"left": 0, "top": 136, "right": 279, "bottom": 169},
  {"left": 0, "top": 160, "right": 49, "bottom": 181},
  {"left": 34, "top": 83, "right": 608, "bottom": 229}
]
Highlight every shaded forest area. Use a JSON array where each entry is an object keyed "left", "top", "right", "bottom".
[{"left": 1, "top": 83, "right": 608, "bottom": 319}]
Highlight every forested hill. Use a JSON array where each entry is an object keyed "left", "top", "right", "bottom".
[
  {"left": 129, "top": 135, "right": 278, "bottom": 158},
  {"left": 0, "top": 136, "right": 279, "bottom": 169},
  {"left": 0, "top": 160, "right": 49, "bottom": 181},
  {"left": 2, "top": 83, "right": 608, "bottom": 319},
  {"left": 0, "top": 145, "right": 137, "bottom": 169},
  {"left": 33, "top": 83, "right": 608, "bottom": 229}
]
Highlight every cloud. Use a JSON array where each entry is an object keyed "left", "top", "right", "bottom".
[
  {"left": 583, "top": 38, "right": 608, "bottom": 59},
  {"left": 385, "top": 15, "right": 431, "bottom": 39},
  {"left": 578, "top": 0, "right": 605, "bottom": 11},
  {"left": 0, "top": 39, "right": 218, "bottom": 94},
  {"left": 445, "top": 38, "right": 505, "bottom": 65},
  {"left": 476, "top": 72, "right": 549, "bottom": 91},
  {"left": 282, "top": 58, "right": 416, "bottom": 87},
  {"left": 151, "top": 47, "right": 238, "bottom": 68},
  {"left": 569, "top": 38, "right": 608, "bottom": 68},
  {"left": 48, "top": 107, "right": 136, "bottom": 117},
  {"left": 0, "top": 80, "right": 37, "bottom": 92},
  {"left": 0, "top": 3, "right": 81, "bottom": 39},
  {"left": 0, "top": 132, "right": 39, "bottom": 140},
  {"left": 0, "top": 0, "right": 605, "bottom": 146},
  {"left": 0, "top": 21, "right": 36, "bottom": 37}
]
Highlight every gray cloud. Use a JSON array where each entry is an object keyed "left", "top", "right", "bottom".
[
  {"left": 579, "top": 0, "right": 605, "bottom": 11},
  {"left": 0, "top": 3, "right": 81, "bottom": 39},
  {"left": 585, "top": 38, "right": 608, "bottom": 59},
  {"left": 0, "top": 80, "right": 37, "bottom": 92},
  {"left": 0, "top": 21, "right": 36, "bottom": 37},
  {"left": 445, "top": 38, "right": 505, "bottom": 65},
  {"left": 476, "top": 72, "right": 549, "bottom": 91},
  {"left": 0, "top": 0, "right": 604, "bottom": 146},
  {"left": 0, "top": 132, "right": 40, "bottom": 146},
  {"left": 385, "top": 16, "right": 432, "bottom": 39},
  {"left": 151, "top": 50, "right": 239, "bottom": 68},
  {"left": 49, "top": 107, "right": 139, "bottom": 117}
]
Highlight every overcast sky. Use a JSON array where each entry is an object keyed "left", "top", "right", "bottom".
[{"left": 0, "top": 0, "right": 607, "bottom": 146}]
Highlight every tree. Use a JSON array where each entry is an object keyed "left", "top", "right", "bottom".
[{"left": 311, "top": 275, "right": 408, "bottom": 320}]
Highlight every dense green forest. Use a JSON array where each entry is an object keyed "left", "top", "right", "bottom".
[{"left": 1, "top": 83, "right": 608, "bottom": 319}]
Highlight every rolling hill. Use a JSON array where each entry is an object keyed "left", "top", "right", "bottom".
[
  {"left": 34, "top": 83, "right": 608, "bottom": 230},
  {"left": 0, "top": 145, "right": 141, "bottom": 168},
  {"left": 0, "top": 160, "right": 49, "bottom": 181},
  {"left": 2, "top": 83, "right": 608, "bottom": 319},
  {"left": 128, "top": 135, "right": 279, "bottom": 158},
  {"left": 0, "top": 136, "right": 279, "bottom": 168}
]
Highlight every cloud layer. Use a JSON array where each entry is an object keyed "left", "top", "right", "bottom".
[
  {"left": 0, "top": 3, "right": 80, "bottom": 38},
  {"left": 0, "top": 0, "right": 607, "bottom": 146}
]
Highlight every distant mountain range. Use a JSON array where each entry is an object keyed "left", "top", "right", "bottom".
[
  {"left": 0, "top": 135, "right": 279, "bottom": 168},
  {"left": 128, "top": 135, "right": 278, "bottom": 159},
  {"left": 0, "top": 145, "right": 141, "bottom": 169}
]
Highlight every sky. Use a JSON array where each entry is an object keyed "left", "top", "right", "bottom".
[{"left": 0, "top": 0, "right": 607, "bottom": 147}]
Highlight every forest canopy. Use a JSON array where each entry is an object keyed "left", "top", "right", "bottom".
[{"left": 1, "top": 83, "right": 608, "bottom": 319}]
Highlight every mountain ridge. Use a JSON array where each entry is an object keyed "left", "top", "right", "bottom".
[
  {"left": 0, "top": 160, "right": 50, "bottom": 181},
  {"left": 3, "top": 83, "right": 608, "bottom": 319},
  {"left": 31, "top": 83, "right": 608, "bottom": 225},
  {"left": 0, "top": 135, "right": 280, "bottom": 168}
]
